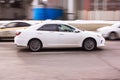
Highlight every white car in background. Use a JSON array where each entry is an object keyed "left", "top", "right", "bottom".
[
  {"left": 0, "top": 21, "right": 39, "bottom": 40},
  {"left": 97, "top": 23, "right": 120, "bottom": 40},
  {"left": 14, "top": 21, "right": 105, "bottom": 52}
]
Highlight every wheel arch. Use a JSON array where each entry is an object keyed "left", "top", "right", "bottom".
[
  {"left": 109, "top": 31, "right": 118, "bottom": 35},
  {"left": 108, "top": 31, "right": 119, "bottom": 39}
]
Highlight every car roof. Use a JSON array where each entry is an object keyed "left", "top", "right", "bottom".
[
  {"left": 0, "top": 20, "right": 40, "bottom": 26},
  {"left": 27, "top": 21, "right": 74, "bottom": 30},
  {"left": 44, "top": 20, "right": 69, "bottom": 24}
]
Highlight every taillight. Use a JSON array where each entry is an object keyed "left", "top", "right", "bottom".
[{"left": 16, "top": 32, "right": 21, "bottom": 36}]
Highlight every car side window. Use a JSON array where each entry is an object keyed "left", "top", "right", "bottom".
[
  {"left": 5, "top": 22, "right": 31, "bottom": 28},
  {"left": 5, "top": 22, "right": 17, "bottom": 28},
  {"left": 38, "top": 24, "right": 58, "bottom": 31},
  {"left": 58, "top": 24, "right": 75, "bottom": 32},
  {"left": 16, "top": 22, "right": 31, "bottom": 27}
]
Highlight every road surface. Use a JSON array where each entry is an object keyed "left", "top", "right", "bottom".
[{"left": 0, "top": 40, "right": 120, "bottom": 80}]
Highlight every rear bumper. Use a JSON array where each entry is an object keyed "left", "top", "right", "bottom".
[{"left": 14, "top": 37, "right": 28, "bottom": 47}]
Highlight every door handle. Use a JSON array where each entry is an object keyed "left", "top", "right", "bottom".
[{"left": 59, "top": 34, "right": 64, "bottom": 35}]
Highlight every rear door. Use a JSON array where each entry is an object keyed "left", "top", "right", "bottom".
[{"left": 37, "top": 24, "right": 60, "bottom": 47}]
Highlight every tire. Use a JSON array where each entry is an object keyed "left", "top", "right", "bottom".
[
  {"left": 28, "top": 39, "right": 42, "bottom": 52},
  {"left": 83, "top": 38, "right": 96, "bottom": 51},
  {"left": 108, "top": 32, "right": 118, "bottom": 40}
]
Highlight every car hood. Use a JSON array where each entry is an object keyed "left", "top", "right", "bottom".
[
  {"left": 97, "top": 26, "right": 111, "bottom": 31},
  {"left": 83, "top": 30, "right": 102, "bottom": 36}
]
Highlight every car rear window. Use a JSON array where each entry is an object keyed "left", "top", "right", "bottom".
[{"left": 38, "top": 24, "right": 58, "bottom": 31}]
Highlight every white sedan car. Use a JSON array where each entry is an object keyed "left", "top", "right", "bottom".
[
  {"left": 14, "top": 22, "right": 105, "bottom": 52},
  {"left": 97, "top": 23, "right": 120, "bottom": 40}
]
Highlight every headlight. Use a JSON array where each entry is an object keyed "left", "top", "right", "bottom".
[
  {"left": 97, "top": 34, "right": 102, "bottom": 38},
  {"left": 97, "top": 35, "right": 101, "bottom": 38}
]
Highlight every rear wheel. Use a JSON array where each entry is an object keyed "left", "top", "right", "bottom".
[
  {"left": 83, "top": 38, "right": 96, "bottom": 51},
  {"left": 108, "top": 32, "right": 118, "bottom": 40},
  {"left": 28, "top": 39, "right": 42, "bottom": 52}
]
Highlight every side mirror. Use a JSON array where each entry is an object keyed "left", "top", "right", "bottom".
[{"left": 74, "top": 30, "right": 80, "bottom": 33}]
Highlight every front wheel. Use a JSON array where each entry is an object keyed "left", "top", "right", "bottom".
[
  {"left": 83, "top": 38, "right": 96, "bottom": 51},
  {"left": 28, "top": 39, "right": 42, "bottom": 52}
]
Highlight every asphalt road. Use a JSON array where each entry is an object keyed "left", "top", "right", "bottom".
[{"left": 0, "top": 40, "right": 120, "bottom": 80}]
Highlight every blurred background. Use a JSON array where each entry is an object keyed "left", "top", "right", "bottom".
[{"left": 0, "top": 0, "right": 120, "bottom": 20}]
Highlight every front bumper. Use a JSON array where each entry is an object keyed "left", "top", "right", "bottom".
[{"left": 97, "top": 37, "right": 105, "bottom": 47}]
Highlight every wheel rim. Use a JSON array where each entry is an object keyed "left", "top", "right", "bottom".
[
  {"left": 84, "top": 39, "right": 96, "bottom": 51},
  {"left": 29, "top": 39, "right": 41, "bottom": 52},
  {"left": 109, "top": 33, "right": 117, "bottom": 40}
]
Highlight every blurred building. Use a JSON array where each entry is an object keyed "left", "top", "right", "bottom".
[
  {"left": 79, "top": 0, "right": 120, "bottom": 20},
  {"left": 0, "top": 0, "right": 120, "bottom": 20},
  {"left": 0, "top": 0, "right": 32, "bottom": 20}
]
